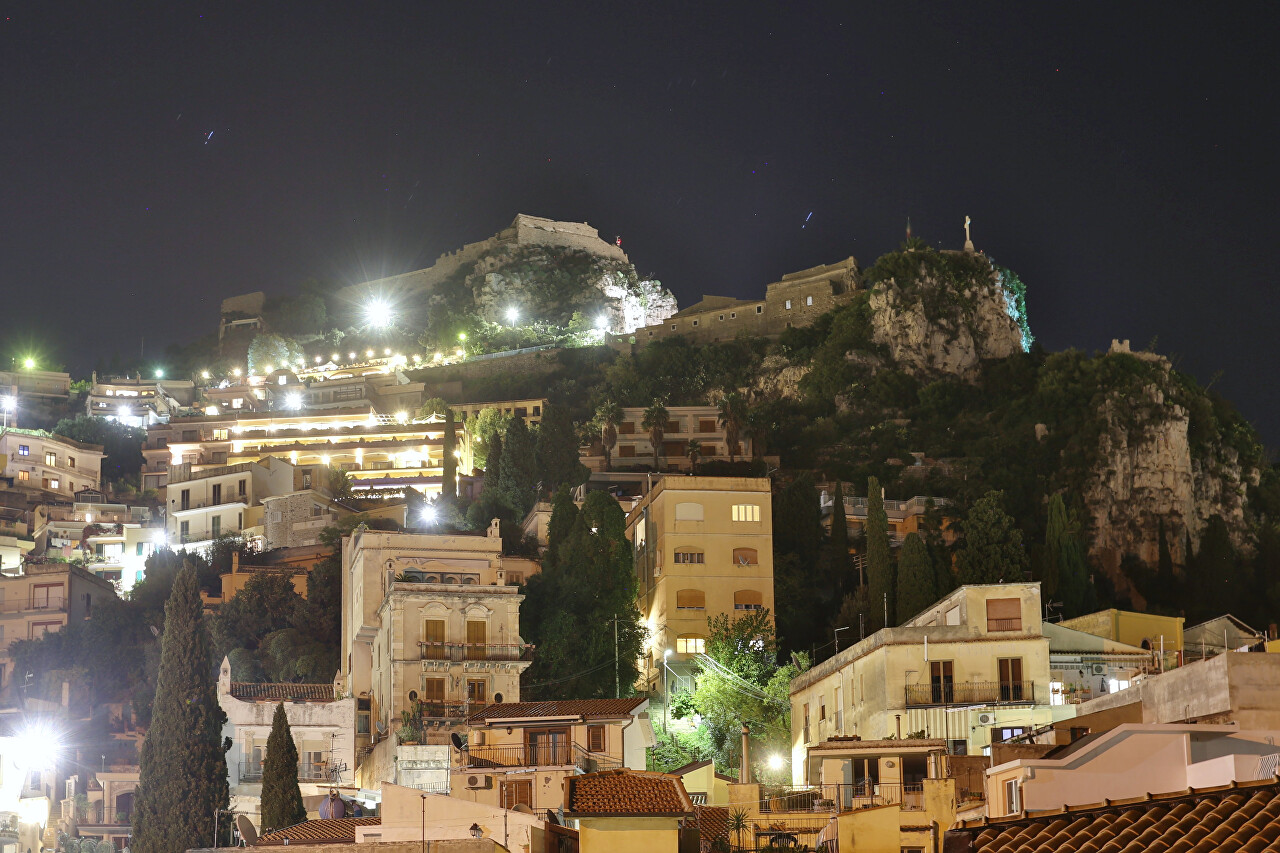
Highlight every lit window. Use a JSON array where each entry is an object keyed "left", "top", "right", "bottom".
[
  {"left": 806, "top": 296, "right": 813, "bottom": 306},
  {"left": 45, "top": 451, "right": 56, "bottom": 466},
  {"left": 232, "top": 398, "right": 243, "bottom": 409},
  {"left": 17, "top": 471, "right": 28, "bottom": 482},
  {"left": 731, "top": 504, "right": 760, "bottom": 522},
  {"left": 17, "top": 446, "right": 28, "bottom": 456},
  {"left": 49, "top": 479, "right": 60, "bottom": 490},
  {"left": 676, "top": 635, "right": 706, "bottom": 654},
  {"left": 785, "top": 300, "right": 792, "bottom": 310}
]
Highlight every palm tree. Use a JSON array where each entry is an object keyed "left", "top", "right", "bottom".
[
  {"left": 685, "top": 438, "right": 701, "bottom": 474},
  {"left": 718, "top": 391, "right": 747, "bottom": 462},
  {"left": 743, "top": 403, "right": 768, "bottom": 461},
  {"left": 727, "top": 807, "right": 749, "bottom": 852},
  {"left": 596, "top": 400, "right": 623, "bottom": 472},
  {"left": 641, "top": 399, "right": 669, "bottom": 471}
]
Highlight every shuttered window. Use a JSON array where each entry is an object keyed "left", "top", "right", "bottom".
[
  {"left": 734, "top": 590, "right": 764, "bottom": 610},
  {"left": 588, "top": 725, "right": 605, "bottom": 752},
  {"left": 732, "top": 548, "right": 758, "bottom": 566},
  {"left": 986, "top": 599, "right": 1022, "bottom": 632},
  {"left": 676, "top": 589, "right": 705, "bottom": 609},
  {"left": 423, "top": 620, "right": 446, "bottom": 659},
  {"left": 422, "top": 678, "right": 445, "bottom": 704}
]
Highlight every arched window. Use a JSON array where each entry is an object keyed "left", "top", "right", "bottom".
[
  {"left": 675, "top": 502, "right": 704, "bottom": 521},
  {"left": 673, "top": 548, "right": 705, "bottom": 565},
  {"left": 732, "top": 548, "right": 758, "bottom": 566},
  {"left": 676, "top": 634, "right": 706, "bottom": 654},
  {"left": 676, "top": 589, "right": 706, "bottom": 609},
  {"left": 734, "top": 590, "right": 764, "bottom": 611}
]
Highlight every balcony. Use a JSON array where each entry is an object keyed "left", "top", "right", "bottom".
[
  {"left": 418, "top": 642, "right": 532, "bottom": 663},
  {"left": 238, "top": 760, "right": 331, "bottom": 783},
  {"left": 464, "top": 742, "right": 623, "bottom": 773},
  {"left": 904, "top": 680, "right": 1036, "bottom": 707},
  {"left": 0, "top": 596, "right": 67, "bottom": 614},
  {"left": 757, "top": 782, "right": 927, "bottom": 814}
]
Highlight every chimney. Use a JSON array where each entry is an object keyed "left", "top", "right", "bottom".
[{"left": 740, "top": 724, "right": 751, "bottom": 784}]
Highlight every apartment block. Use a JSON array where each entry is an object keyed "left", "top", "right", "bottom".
[
  {"left": 0, "top": 429, "right": 103, "bottom": 498},
  {"left": 84, "top": 373, "right": 196, "bottom": 427},
  {"left": 339, "top": 526, "right": 531, "bottom": 790},
  {"left": 163, "top": 457, "right": 300, "bottom": 550},
  {"left": 584, "top": 407, "right": 756, "bottom": 473},
  {"left": 0, "top": 562, "right": 116, "bottom": 689},
  {"left": 626, "top": 476, "right": 775, "bottom": 691},
  {"left": 789, "top": 583, "right": 1057, "bottom": 767},
  {"left": 217, "top": 657, "right": 356, "bottom": 832}
]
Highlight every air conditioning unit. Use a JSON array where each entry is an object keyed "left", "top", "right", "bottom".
[
  {"left": 466, "top": 774, "right": 494, "bottom": 790},
  {"left": 1091, "top": 663, "right": 1107, "bottom": 676},
  {"left": 977, "top": 713, "right": 996, "bottom": 726}
]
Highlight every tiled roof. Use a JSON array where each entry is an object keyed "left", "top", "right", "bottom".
[
  {"left": 256, "top": 818, "right": 381, "bottom": 845},
  {"left": 467, "top": 698, "right": 647, "bottom": 723},
  {"left": 694, "top": 805, "right": 729, "bottom": 853},
  {"left": 948, "top": 779, "right": 1280, "bottom": 852},
  {"left": 229, "top": 682, "right": 336, "bottom": 702},
  {"left": 564, "top": 769, "right": 694, "bottom": 817}
]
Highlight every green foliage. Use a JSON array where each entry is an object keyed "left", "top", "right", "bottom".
[
  {"left": 442, "top": 408, "right": 457, "bottom": 500},
  {"left": 1186, "top": 516, "right": 1239, "bottom": 622},
  {"left": 955, "top": 490, "right": 1029, "bottom": 585},
  {"left": 895, "top": 533, "right": 936, "bottom": 624},
  {"left": 247, "top": 333, "right": 305, "bottom": 374},
  {"left": 717, "top": 392, "right": 748, "bottom": 461},
  {"left": 641, "top": 399, "right": 670, "bottom": 468},
  {"left": 132, "top": 565, "right": 228, "bottom": 853},
  {"left": 464, "top": 407, "right": 513, "bottom": 471},
  {"left": 212, "top": 572, "right": 302, "bottom": 658},
  {"left": 260, "top": 704, "right": 306, "bottom": 832},
  {"left": 865, "top": 478, "right": 894, "bottom": 631},
  {"left": 521, "top": 492, "right": 644, "bottom": 699},
  {"left": 496, "top": 417, "right": 537, "bottom": 517},
  {"left": 601, "top": 336, "right": 767, "bottom": 408},
  {"left": 52, "top": 414, "right": 145, "bottom": 483},
  {"left": 535, "top": 403, "right": 588, "bottom": 492},
  {"left": 594, "top": 400, "right": 623, "bottom": 471},
  {"left": 772, "top": 474, "right": 828, "bottom": 653},
  {"left": 996, "top": 265, "right": 1034, "bottom": 350},
  {"left": 263, "top": 292, "right": 328, "bottom": 338}
]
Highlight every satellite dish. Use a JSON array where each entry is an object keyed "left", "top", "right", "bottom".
[
  {"left": 375, "top": 720, "right": 387, "bottom": 735},
  {"left": 511, "top": 804, "right": 533, "bottom": 814},
  {"left": 451, "top": 732, "right": 468, "bottom": 751},
  {"left": 236, "top": 815, "right": 258, "bottom": 846}
]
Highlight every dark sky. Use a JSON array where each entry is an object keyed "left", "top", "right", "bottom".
[{"left": 2, "top": 3, "right": 1276, "bottom": 447}]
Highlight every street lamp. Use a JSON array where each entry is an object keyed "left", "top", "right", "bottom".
[
  {"left": 22, "top": 358, "right": 35, "bottom": 369},
  {"left": 1, "top": 396, "right": 14, "bottom": 429},
  {"left": 506, "top": 307, "right": 519, "bottom": 326},
  {"left": 768, "top": 754, "right": 785, "bottom": 771},
  {"left": 421, "top": 506, "right": 438, "bottom": 527},
  {"left": 365, "top": 299, "right": 393, "bottom": 329},
  {"left": 155, "top": 368, "right": 165, "bottom": 379},
  {"left": 285, "top": 393, "right": 303, "bottom": 411}
]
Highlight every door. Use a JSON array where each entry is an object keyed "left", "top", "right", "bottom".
[
  {"left": 465, "top": 620, "right": 487, "bottom": 659},
  {"left": 930, "top": 661, "right": 954, "bottom": 704},
  {"left": 999, "top": 658, "right": 1024, "bottom": 701},
  {"left": 212, "top": 484, "right": 222, "bottom": 505},
  {"left": 423, "top": 620, "right": 446, "bottom": 659},
  {"left": 526, "top": 728, "right": 569, "bottom": 765}
]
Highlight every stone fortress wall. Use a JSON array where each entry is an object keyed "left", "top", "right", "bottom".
[
  {"left": 337, "top": 214, "right": 629, "bottom": 305},
  {"left": 631, "top": 256, "right": 860, "bottom": 347}
]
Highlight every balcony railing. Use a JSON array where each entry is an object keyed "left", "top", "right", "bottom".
[
  {"left": 418, "top": 642, "right": 531, "bottom": 662},
  {"left": 986, "top": 618, "right": 1023, "bottom": 632},
  {"left": 904, "top": 680, "right": 1036, "bottom": 707},
  {"left": 758, "top": 782, "right": 928, "bottom": 814},
  {"left": 464, "top": 742, "right": 622, "bottom": 773},
  {"left": 239, "top": 760, "right": 331, "bottom": 782},
  {"left": 0, "top": 596, "right": 67, "bottom": 614}
]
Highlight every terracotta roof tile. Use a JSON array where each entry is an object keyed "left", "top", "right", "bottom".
[
  {"left": 256, "top": 817, "right": 380, "bottom": 845},
  {"left": 229, "top": 682, "right": 336, "bottom": 702},
  {"left": 694, "top": 805, "right": 729, "bottom": 853},
  {"left": 467, "top": 698, "right": 647, "bottom": 723},
  {"left": 564, "top": 769, "right": 694, "bottom": 817},
  {"left": 948, "top": 779, "right": 1280, "bottom": 853}
]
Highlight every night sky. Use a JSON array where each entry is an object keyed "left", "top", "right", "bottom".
[{"left": 2, "top": 4, "right": 1276, "bottom": 447}]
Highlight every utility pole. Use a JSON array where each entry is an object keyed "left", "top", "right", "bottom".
[{"left": 607, "top": 615, "right": 622, "bottom": 698}]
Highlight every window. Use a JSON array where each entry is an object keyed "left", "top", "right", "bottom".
[
  {"left": 423, "top": 620, "right": 446, "bottom": 658},
  {"left": 232, "top": 398, "right": 243, "bottom": 409},
  {"left": 819, "top": 697, "right": 826, "bottom": 720},
  {"left": 67, "top": 456, "right": 75, "bottom": 469},
  {"left": 734, "top": 590, "right": 763, "bottom": 610},
  {"left": 676, "top": 589, "right": 705, "bottom": 609},
  {"left": 212, "top": 484, "right": 222, "bottom": 505},
  {"left": 136, "top": 542, "right": 144, "bottom": 556},
  {"left": 691, "top": 319, "right": 698, "bottom": 326},
  {"left": 501, "top": 780, "right": 533, "bottom": 809},
  {"left": 785, "top": 300, "right": 792, "bottom": 309},
  {"left": 718, "top": 314, "right": 724, "bottom": 321},
  {"left": 756, "top": 305, "right": 763, "bottom": 314},
  {"left": 213, "top": 429, "right": 229, "bottom": 440},
  {"left": 618, "top": 421, "right": 635, "bottom": 434},
  {"left": 30, "top": 621, "right": 60, "bottom": 639},
  {"left": 422, "top": 678, "right": 445, "bottom": 704},
  {"left": 986, "top": 598, "right": 1022, "bottom": 632},
  {"left": 945, "top": 605, "right": 962, "bottom": 626},
  {"left": 588, "top": 724, "right": 606, "bottom": 752},
  {"left": 730, "top": 312, "right": 737, "bottom": 319},
  {"left": 731, "top": 504, "right": 760, "bottom": 522},
  {"left": 998, "top": 658, "right": 1025, "bottom": 701},
  {"left": 674, "top": 502, "right": 704, "bottom": 521},
  {"left": 806, "top": 296, "right": 813, "bottom": 306},
  {"left": 618, "top": 445, "right": 636, "bottom": 458},
  {"left": 676, "top": 635, "right": 706, "bottom": 654},
  {"left": 1005, "top": 780, "right": 1020, "bottom": 815},
  {"left": 49, "top": 478, "right": 60, "bottom": 490},
  {"left": 698, "top": 419, "right": 716, "bottom": 433},
  {"left": 467, "top": 679, "right": 488, "bottom": 704},
  {"left": 237, "top": 478, "right": 246, "bottom": 497},
  {"left": 179, "top": 520, "right": 190, "bottom": 541},
  {"left": 357, "top": 697, "right": 371, "bottom": 734},
  {"left": 302, "top": 472, "right": 312, "bottom": 489},
  {"left": 211, "top": 516, "right": 221, "bottom": 539},
  {"left": 673, "top": 549, "right": 704, "bottom": 564},
  {"left": 16, "top": 471, "right": 28, "bottom": 482},
  {"left": 930, "top": 660, "right": 955, "bottom": 704},
  {"left": 665, "top": 419, "right": 681, "bottom": 433},
  {"left": 180, "top": 489, "right": 190, "bottom": 511},
  {"left": 732, "top": 548, "right": 758, "bottom": 566},
  {"left": 671, "top": 324, "right": 677, "bottom": 330},
  {"left": 803, "top": 703, "right": 810, "bottom": 743},
  {"left": 17, "top": 445, "right": 28, "bottom": 456}
]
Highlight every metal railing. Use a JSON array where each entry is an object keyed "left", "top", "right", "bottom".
[
  {"left": 239, "top": 761, "right": 331, "bottom": 782},
  {"left": 830, "top": 782, "right": 925, "bottom": 811},
  {"left": 418, "top": 642, "right": 531, "bottom": 662},
  {"left": 464, "top": 741, "right": 622, "bottom": 773},
  {"left": 0, "top": 596, "right": 67, "bottom": 614},
  {"left": 904, "top": 680, "right": 1035, "bottom": 706}
]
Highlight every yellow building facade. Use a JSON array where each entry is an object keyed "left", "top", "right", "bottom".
[
  {"left": 789, "top": 583, "right": 1057, "bottom": 767},
  {"left": 1059, "top": 608, "right": 1184, "bottom": 671},
  {"left": 625, "top": 476, "right": 775, "bottom": 691}
]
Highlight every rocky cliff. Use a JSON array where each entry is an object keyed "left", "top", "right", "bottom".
[{"left": 866, "top": 249, "right": 1026, "bottom": 379}]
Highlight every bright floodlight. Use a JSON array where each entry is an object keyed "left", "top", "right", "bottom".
[
  {"left": 365, "top": 299, "right": 393, "bottom": 328},
  {"left": 395, "top": 410, "right": 409, "bottom": 424},
  {"left": 152, "top": 530, "right": 167, "bottom": 546},
  {"left": 421, "top": 506, "right": 438, "bottom": 525},
  {"left": 264, "top": 364, "right": 274, "bottom": 374},
  {"left": 285, "top": 393, "right": 303, "bottom": 410},
  {"left": 348, "top": 352, "right": 357, "bottom": 360},
  {"left": 596, "top": 315, "right": 609, "bottom": 330},
  {"left": 12, "top": 719, "right": 63, "bottom": 770},
  {"left": 458, "top": 332, "right": 467, "bottom": 342},
  {"left": 118, "top": 405, "right": 130, "bottom": 418},
  {"left": 1, "top": 396, "right": 14, "bottom": 411},
  {"left": 506, "top": 307, "right": 519, "bottom": 324},
  {"left": 155, "top": 368, "right": 165, "bottom": 379},
  {"left": 200, "top": 370, "right": 210, "bottom": 380},
  {"left": 332, "top": 353, "right": 340, "bottom": 362},
  {"left": 314, "top": 356, "right": 322, "bottom": 364},
  {"left": 366, "top": 349, "right": 374, "bottom": 358},
  {"left": 768, "top": 754, "right": 785, "bottom": 771},
  {"left": 384, "top": 348, "right": 392, "bottom": 356},
  {"left": 22, "top": 358, "right": 35, "bottom": 369},
  {"left": 233, "top": 367, "right": 243, "bottom": 377}
]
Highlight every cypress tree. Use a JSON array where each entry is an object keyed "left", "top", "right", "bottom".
[
  {"left": 132, "top": 564, "right": 228, "bottom": 853},
  {"left": 260, "top": 703, "right": 306, "bottom": 832},
  {"left": 895, "top": 533, "right": 937, "bottom": 624},
  {"left": 497, "top": 418, "right": 537, "bottom": 518},
  {"left": 535, "top": 403, "right": 587, "bottom": 493},
  {"left": 826, "top": 482, "right": 853, "bottom": 589},
  {"left": 542, "top": 484, "right": 579, "bottom": 573},
  {"left": 955, "top": 490, "right": 1029, "bottom": 586},
  {"left": 865, "top": 477, "right": 895, "bottom": 631},
  {"left": 1043, "top": 494, "right": 1069, "bottom": 600}
]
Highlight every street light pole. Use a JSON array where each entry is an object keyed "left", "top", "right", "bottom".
[{"left": 662, "top": 648, "right": 674, "bottom": 732}]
